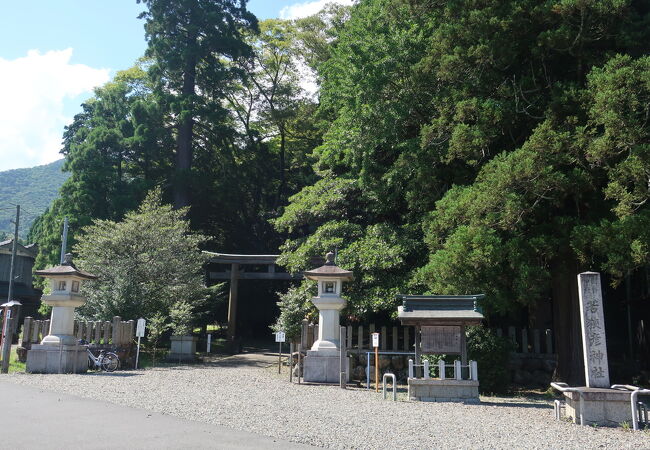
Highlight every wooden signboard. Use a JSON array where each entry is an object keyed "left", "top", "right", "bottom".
[{"left": 421, "top": 326, "right": 461, "bottom": 354}]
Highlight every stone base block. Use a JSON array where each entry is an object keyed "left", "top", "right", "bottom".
[
  {"left": 26, "top": 344, "right": 88, "bottom": 374},
  {"left": 167, "top": 336, "right": 198, "bottom": 362},
  {"left": 408, "top": 378, "right": 479, "bottom": 403},
  {"left": 303, "top": 351, "right": 350, "bottom": 383},
  {"left": 563, "top": 388, "right": 633, "bottom": 426}
]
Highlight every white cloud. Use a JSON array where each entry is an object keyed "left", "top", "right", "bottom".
[
  {"left": 279, "top": 0, "right": 355, "bottom": 20},
  {"left": 0, "top": 49, "right": 110, "bottom": 171}
]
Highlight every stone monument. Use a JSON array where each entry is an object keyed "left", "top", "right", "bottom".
[
  {"left": 26, "top": 254, "right": 97, "bottom": 373},
  {"left": 552, "top": 271, "right": 640, "bottom": 426},
  {"left": 578, "top": 272, "right": 610, "bottom": 388},
  {"left": 302, "top": 252, "right": 353, "bottom": 383}
]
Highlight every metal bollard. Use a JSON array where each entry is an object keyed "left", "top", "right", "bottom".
[
  {"left": 554, "top": 400, "right": 562, "bottom": 420},
  {"left": 383, "top": 373, "right": 397, "bottom": 401}
]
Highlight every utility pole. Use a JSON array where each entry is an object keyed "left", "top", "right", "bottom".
[
  {"left": 2, "top": 205, "right": 20, "bottom": 373},
  {"left": 7, "top": 205, "right": 19, "bottom": 303},
  {"left": 60, "top": 217, "right": 69, "bottom": 264}
]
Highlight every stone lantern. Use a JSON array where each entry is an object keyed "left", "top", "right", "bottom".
[
  {"left": 302, "top": 251, "right": 353, "bottom": 383},
  {"left": 26, "top": 253, "right": 97, "bottom": 373}
]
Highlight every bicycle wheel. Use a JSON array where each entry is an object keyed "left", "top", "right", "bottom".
[{"left": 100, "top": 352, "right": 120, "bottom": 372}]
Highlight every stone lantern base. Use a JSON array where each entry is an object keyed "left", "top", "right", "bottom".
[
  {"left": 26, "top": 344, "right": 87, "bottom": 374},
  {"left": 303, "top": 350, "right": 350, "bottom": 383}
]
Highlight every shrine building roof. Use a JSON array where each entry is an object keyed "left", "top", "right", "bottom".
[{"left": 397, "top": 294, "right": 485, "bottom": 326}]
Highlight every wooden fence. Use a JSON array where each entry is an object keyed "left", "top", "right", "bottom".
[
  {"left": 494, "top": 326, "right": 554, "bottom": 355},
  {"left": 21, "top": 316, "right": 135, "bottom": 347},
  {"left": 299, "top": 321, "right": 554, "bottom": 355}
]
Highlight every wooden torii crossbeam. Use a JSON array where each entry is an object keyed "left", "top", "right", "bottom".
[{"left": 204, "top": 252, "right": 303, "bottom": 343}]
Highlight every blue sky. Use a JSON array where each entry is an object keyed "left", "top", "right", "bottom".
[{"left": 0, "top": 0, "right": 352, "bottom": 171}]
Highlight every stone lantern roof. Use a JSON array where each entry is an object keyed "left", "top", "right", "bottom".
[
  {"left": 303, "top": 252, "right": 354, "bottom": 281},
  {"left": 35, "top": 254, "right": 97, "bottom": 280}
]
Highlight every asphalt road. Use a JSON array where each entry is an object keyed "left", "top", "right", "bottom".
[{"left": 0, "top": 381, "right": 313, "bottom": 449}]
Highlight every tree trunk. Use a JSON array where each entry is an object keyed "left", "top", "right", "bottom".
[
  {"left": 278, "top": 125, "right": 286, "bottom": 205},
  {"left": 551, "top": 259, "right": 584, "bottom": 385},
  {"left": 174, "top": 53, "right": 197, "bottom": 210}
]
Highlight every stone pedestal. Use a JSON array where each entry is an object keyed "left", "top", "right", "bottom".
[
  {"left": 168, "top": 335, "right": 198, "bottom": 362},
  {"left": 26, "top": 344, "right": 87, "bottom": 373},
  {"left": 303, "top": 351, "right": 350, "bottom": 383},
  {"left": 41, "top": 301, "right": 82, "bottom": 346},
  {"left": 563, "top": 387, "right": 633, "bottom": 426},
  {"left": 408, "top": 378, "right": 479, "bottom": 403}
]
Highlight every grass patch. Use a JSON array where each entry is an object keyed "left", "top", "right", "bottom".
[
  {"left": 8, "top": 346, "right": 25, "bottom": 373},
  {"left": 135, "top": 349, "right": 172, "bottom": 369}
]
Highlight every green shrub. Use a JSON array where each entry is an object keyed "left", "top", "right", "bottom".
[
  {"left": 271, "top": 283, "right": 316, "bottom": 340},
  {"left": 169, "top": 300, "right": 194, "bottom": 336},
  {"left": 467, "top": 326, "right": 514, "bottom": 394}
]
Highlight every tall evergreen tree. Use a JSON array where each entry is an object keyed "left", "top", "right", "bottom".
[{"left": 137, "top": 0, "right": 258, "bottom": 209}]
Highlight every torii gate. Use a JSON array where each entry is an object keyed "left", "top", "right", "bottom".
[{"left": 204, "top": 252, "right": 303, "bottom": 343}]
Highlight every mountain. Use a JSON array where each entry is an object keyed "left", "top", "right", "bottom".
[{"left": 0, "top": 160, "right": 69, "bottom": 239}]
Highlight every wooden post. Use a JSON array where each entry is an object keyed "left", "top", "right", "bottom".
[
  {"left": 357, "top": 325, "right": 363, "bottom": 352},
  {"left": 289, "top": 342, "right": 293, "bottom": 382},
  {"left": 545, "top": 329, "right": 553, "bottom": 354},
  {"left": 112, "top": 316, "right": 120, "bottom": 345},
  {"left": 374, "top": 344, "right": 379, "bottom": 393},
  {"left": 403, "top": 327, "right": 410, "bottom": 352},
  {"left": 94, "top": 321, "right": 101, "bottom": 344},
  {"left": 533, "top": 329, "right": 541, "bottom": 354},
  {"left": 103, "top": 321, "right": 111, "bottom": 345},
  {"left": 392, "top": 326, "right": 398, "bottom": 351},
  {"left": 227, "top": 263, "right": 239, "bottom": 343},
  {"left": 22, "top": 317, "right": 32, "bottom": 345},
  {"left": 32, "top": 320, "right": 41, "bottom": 343},
  {"left": 43, "top": 320, "right": 50, "bottom": 339},
  {"left": 85, "top": 321, "right": 93, "bottom": 343},
  {"left": 521, "top": 328, "right": 529, "bottom": 353},
  {"left": 298, "top": 343, "right": 302, "bottom": 384},
  {"left": 300, "top": 319, "right": 308, "bottom": 349},
  {"left": 127, "top": 320, "right": 135, "bottom": 345},
  {"left": 508, "top": 326, "right": 517, "bottom": 351},
  {"left": 347, "top": 325, "right": 352, "bottom": 350},
  {"left": 340, "top": 326, "right": 346, "bottom": 389},
  {"left": 381, "top": 326, "right": 387, "bottom": 350},
  {"left": 414, "top": 325, "right": 421, "bottom": 378},
  {"left": 460, "top": 324, "right": 467, "bottom": 366}
]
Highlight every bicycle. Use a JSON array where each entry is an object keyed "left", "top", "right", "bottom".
[{"left": 78, "top": 340, "right": 120, "bottom": 372}]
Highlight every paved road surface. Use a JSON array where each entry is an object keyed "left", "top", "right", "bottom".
[{"left": 0, "top": 381, "right": 313, "bottom": 449}]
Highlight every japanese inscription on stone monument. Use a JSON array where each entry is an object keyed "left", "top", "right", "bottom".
[{"left": 577, "top": 272, "right": 610, "bottom": 388}]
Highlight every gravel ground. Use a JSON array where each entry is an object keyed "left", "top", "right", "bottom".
[{"left": 6, "top": 355, "right": 650, "bottom": 449}]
